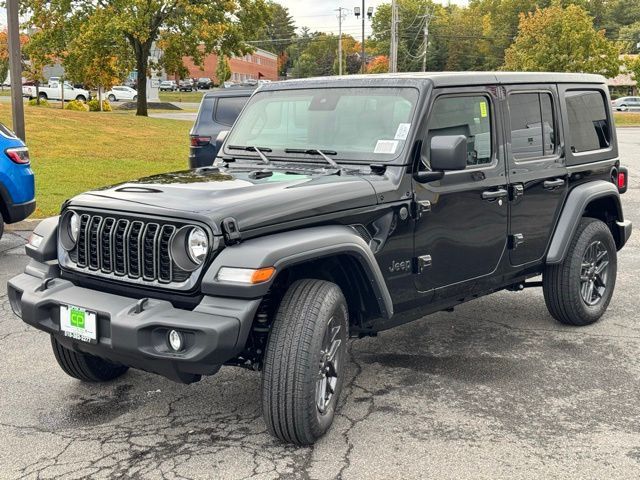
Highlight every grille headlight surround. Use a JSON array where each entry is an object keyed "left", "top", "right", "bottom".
[
  {"left": 170, "top": 226, "right": 210, "bottom": 272},
  {"left": 59, "top": 210, "right": 81, "bottom": 251}
]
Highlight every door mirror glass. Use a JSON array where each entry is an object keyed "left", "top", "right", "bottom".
[{"left": 430, "top": 135, "right": 468, "bottom": 171}]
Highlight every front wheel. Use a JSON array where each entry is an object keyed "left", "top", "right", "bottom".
[
  {"left": 262, "top": 279, "right": 348, "bottom": 445},
  {"left": 38, "top": 92, "right": 48, "bottom": 100},
  {"left": 76, "top": 95, "right": 86, "bottom": 102},
  {"left": 543, "top": 218, "right": 617, "bottom": 326},
  {"left": 107, "top": 94, "right": 116, "bottom": 102},
  {"left": 51, "top": 336, "right": 129, "bottom": 382},
  {"left": 132, "top": 95, "right": 137, "bottom": 101}
]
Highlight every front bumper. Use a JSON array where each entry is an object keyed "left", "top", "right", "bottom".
[{"left": 8, "top": 272, "right": 261, "bottom": 383}]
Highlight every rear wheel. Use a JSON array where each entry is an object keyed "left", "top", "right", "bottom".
[
  {"left": 132, "top": 95, "right": 137, "bottom": 101},
  {"left": 38, "top": 92, "right": 47, "bottom": 100},
  {"left": 619, "top": 104, "right": 628, "bottom": 111},
  {"left": 76, "top": 95, "right": 86, "bottom": 102},
  {"left": 262, "top": 279, "right": 348, "bottom": 445},
  {"left": 51, "top": 336, "right": 129, "bottom": 382},
  {"left": 543, "top": 218, "right": 617, "bottom": 326}
]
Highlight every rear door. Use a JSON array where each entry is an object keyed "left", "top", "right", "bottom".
[{"left": 504, "top": 85, "right": 568, "bottom": 266}]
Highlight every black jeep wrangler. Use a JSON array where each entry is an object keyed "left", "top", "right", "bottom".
[{"left": 8, "top": 73, "right": 632, "bottom": 445}]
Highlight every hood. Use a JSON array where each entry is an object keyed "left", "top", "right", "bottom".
[{"left": 71, "top": 167, "right": 379, "bottom": 232}]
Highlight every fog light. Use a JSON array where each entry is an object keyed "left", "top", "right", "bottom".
[{"left": 168, "top": 330, "right": 184, "bottom": 352}]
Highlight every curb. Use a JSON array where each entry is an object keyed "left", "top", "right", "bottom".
[{"left": 5, "top": 218, "right": 43, "bottom": 232}]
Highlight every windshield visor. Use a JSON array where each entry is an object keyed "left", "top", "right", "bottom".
[{"left": 225, "top": 87, "right": 420, "bottom": 162}]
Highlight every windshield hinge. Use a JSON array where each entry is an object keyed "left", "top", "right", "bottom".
[{"left": 222, "top": 217, "right": 242, "bottom": 245}]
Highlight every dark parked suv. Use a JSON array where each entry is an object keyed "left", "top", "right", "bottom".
[
  {"left": 189, "top": 88, "right": 254, "bottom": 168},
  {"left": 9, "top": 73, "right": 632, "bottom": 446}
]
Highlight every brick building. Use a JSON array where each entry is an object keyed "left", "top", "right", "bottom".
[{"left": 181, "top": 48, "right": 278, "bottom": 84}]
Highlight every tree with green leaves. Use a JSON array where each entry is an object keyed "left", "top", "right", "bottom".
[
  {"left": 624, "top": 55, "right": 640, "bottom": 88},
  {"left": 21, "top": 0, "right": 268, "bottom": 116},
  {"left": 503, "top": 4, "right": 623, "bottom": 77},
  {"left": 252, "top": 2, "right": 296, "bottom": 76},
  {"left": 64, "top": 8, "right": 134, "bottom": 110},
  {"left": 619, "top": 22, "right": 640, "bottom": 54},
  {"left": 216, "top": 55, "right": 232, "bottom": 85}
]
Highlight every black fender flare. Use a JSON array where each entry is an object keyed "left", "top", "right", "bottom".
[
  {"left": 546, "top": 181, "right": 628, "bottom": 264},
  {"left": 201, "top": 225, "right": 394, "bottom": 319}
]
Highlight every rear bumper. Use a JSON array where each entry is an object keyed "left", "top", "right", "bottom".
[
  {"left": 616, "top": 220, "right": 632, "bottom": 249},
  {"left": 4, "top": 198, "right": 36, "bottom": 223},
  {"left": 8, "top": 272, "right": 261, "bottom": 383}
]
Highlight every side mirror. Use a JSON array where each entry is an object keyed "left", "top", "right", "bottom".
[
  {"left": 413, "top": 135, "right": 468, "bottom": 184},
  {"left": 215, "top": 130, "right": 229, "bottom": 155}
]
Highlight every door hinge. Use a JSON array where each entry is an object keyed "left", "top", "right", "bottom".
[
  {"left": 509, "top": 233, "right": 525, "bottom": 250},
  {"left": 411, "top": 199, "right": 431, "bottom": 219},
  {"left": 416, "top": 254, "right": 432, "bottom": 273},
  {"left": 510, "top": 183, "right": 524, "bottom": 200}
]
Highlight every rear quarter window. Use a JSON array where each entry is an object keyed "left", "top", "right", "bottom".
[
  {"left": 214, "top": 96, "right": 249, "bottom": 126},
  {"left": 565, "top": 90, "right": 611, "bottom": 154}
]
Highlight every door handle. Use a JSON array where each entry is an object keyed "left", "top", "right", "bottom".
[
  {"left": 543, "top": 178, "right": 565, "bottom": 189},
  {"left": 481, "top": 188, "right": 508, "bottom": 200}
]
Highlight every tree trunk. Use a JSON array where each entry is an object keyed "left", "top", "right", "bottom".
[
  {"left": 35, "top": 81, "right": 40, "bottom": 106},
  {"left": 135, "top": 44, "right": 150, "bottom": 117},
  {"left": 98, "top": 86, "right": 103, "bottom": 111}
]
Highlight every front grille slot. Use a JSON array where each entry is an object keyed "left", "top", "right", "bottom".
[{"left": 66, "top": 213, "right": 203, "bottom": 287}]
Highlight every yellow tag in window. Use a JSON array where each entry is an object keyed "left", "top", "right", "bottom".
[{"left": 480, "top": 101, "right": 488, "bottom": 118}]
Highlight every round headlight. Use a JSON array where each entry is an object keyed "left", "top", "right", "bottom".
[
  {"left": 69, "top": 212, "right": 81, "bottom": 243},
  {"left": 187, "top": 227, "right": 208, "bottom": 264}
]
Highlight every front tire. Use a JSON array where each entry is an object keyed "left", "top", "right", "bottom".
[
  {"left": 76, "top": 95, "right": 86, "bottom": 102},
  {"left": 262, "top": 279, "right": 348, "bottom": 445},
  {"left": 107, "top": 94, "right": 116, "bottom": 102},
  {"left": 51, "top": 336, "right": 129, "bottom": 382},
  {"left": 38, "top": 92, "right": 47, "bottom": 100},
  {"left": 132, "top": 95, "right": 137, "bottom": 101},
  {"left": 543, "top": 218, "right": 617, "bottom": 326}
]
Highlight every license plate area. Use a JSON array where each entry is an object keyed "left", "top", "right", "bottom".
[{"left": 60, "top": 305, "right": 98, "bottom": 344}]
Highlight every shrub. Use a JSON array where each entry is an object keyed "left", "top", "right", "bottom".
[
  {"left": 65, "top": 99, "right": 89, "bottom": 111},
  {"left": 28, "top": 98, "right": 49, "bottom": 107},
  {"left": 88, "top": 98, "right": 112, "bottom": 112}
]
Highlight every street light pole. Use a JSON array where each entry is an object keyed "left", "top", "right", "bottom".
[
  {"left": 336, "top": 7, "right": 347, "bottom": 76},
  {"left": 6, "top": 0, "right": 26, "bottom": 141},
  {"left": 361, "top": 0, "right": 365, "bottom": 73}
]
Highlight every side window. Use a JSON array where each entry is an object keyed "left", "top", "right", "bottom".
[
  {"left": 565, "top": 90, "right": 610, "bottom": 153},
  {"left": 507, "top": 92, "right": 556, "bottom": 160},
  {"left": 422, "top": 95, "right": 492, "bottom": 170},
  {"left": 214, "top": 96, "right": 248, "bottom": 126}
]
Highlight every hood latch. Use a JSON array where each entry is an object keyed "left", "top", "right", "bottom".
[{"left": 222, "top": 217, "right": 242, "bottom": 245}]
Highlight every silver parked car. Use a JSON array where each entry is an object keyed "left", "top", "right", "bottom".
[{"left": 611, "top": 96, "right": 640, "bottom": 111}]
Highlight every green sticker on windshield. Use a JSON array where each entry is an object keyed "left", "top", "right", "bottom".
[{"left": 480, "top": 101, "right": 488, "bottom": 118}]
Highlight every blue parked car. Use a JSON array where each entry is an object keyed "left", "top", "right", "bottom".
[{"left": 0, "top": 123, "right": 35, "bottom": 239}]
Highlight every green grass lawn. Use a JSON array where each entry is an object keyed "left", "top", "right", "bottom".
[
  {"left": 0, "top": 104, "right": 191, "bottom": 218},
  {"left": 158, "top": 91, "right": 206, "bottom": 103},
  {"left": 613, "top": 112, "right": 640, "bottom": 126}
]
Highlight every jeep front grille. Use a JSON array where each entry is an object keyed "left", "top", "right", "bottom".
[{"left": 65, "top": 212, "right": 201, "bottom": 288}]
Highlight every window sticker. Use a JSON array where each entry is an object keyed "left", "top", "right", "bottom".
[
  {"left": 394, "top": 123, "right": 411, "bottom": 140},
  {"left": 480, "top": 101, "right": 488, "bottom": 118},
  {"left": 374, "top": 140, "right": 399, "bottom": 154}
]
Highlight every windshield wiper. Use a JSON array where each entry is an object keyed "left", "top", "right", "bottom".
[
  {"left": 227, "top": 145, "right": 272, "bottom": 165},
  {"left": 284, "top": 148, "right": 340, "bottom": 169}
]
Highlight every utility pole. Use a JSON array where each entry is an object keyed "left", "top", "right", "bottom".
[
  {"left": 422, "top": 9, "right": 432, "bottom": 73},
  {"left": 389, "top": 0, "right": 399, "bottom": 73},
  {"left": 6, "top": 0, "right": 26, "bottom": 141},
  {"left": 336, "top": 7, "right": 348, "bottom": 76}
]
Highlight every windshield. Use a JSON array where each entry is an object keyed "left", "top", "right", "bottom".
[{"left": 225, "top": 87, "right": 419, "bottom": 162}]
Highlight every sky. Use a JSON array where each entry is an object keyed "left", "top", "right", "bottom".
[{"left": 279, "top": 0, "right": 468, "bottom": 36}]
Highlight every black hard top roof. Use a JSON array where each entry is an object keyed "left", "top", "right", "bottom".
[
  {"left": 203, "top": 87, "right": 256, "bottom": 98},
  {"left": 259, "top": 72, "right": 606, "bottom": 91}
]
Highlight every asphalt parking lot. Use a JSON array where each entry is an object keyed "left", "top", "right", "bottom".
[{"left": 0, "top": 129, "right": 639, "bottom": 479}]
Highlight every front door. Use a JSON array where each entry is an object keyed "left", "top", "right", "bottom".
[
  {"left": 413, "top": 88, "right": 509, "bottom": 296},
  {"left": 504, "top": 86, "right": 568, "bottom": 266}
]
